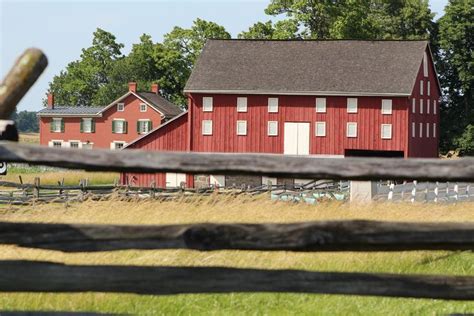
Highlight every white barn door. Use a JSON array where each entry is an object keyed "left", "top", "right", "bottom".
[
  {"left": 166, "top": 173, "right": 187, "bottom": 188},
  {"left": 284, "top": 122, "right": 310, "bottom": 155}
]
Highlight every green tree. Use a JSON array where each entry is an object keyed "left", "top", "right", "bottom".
[
  {"left": 456, "top": 124, "right": 474, "bottom": 155},
  {"left": 10, "top": 110, "right": 39, "bottom": 133},
  {"left": 238, "top": 20, "right": 300, "bottom": 39}
]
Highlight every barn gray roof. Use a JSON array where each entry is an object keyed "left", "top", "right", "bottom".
[{"left": 184, "top": 40, "right": 430, "bottom": 96}]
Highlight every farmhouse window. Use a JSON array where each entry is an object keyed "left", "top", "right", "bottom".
[
  {"left": 381, "top": 99, "right": 392, "bottom": 115},
  {"left": 315, "top": 122, "right": 326, "bottom": 137},
  {"left": 140, "top": 103, "right": 147, "bottom": 112},
  {"left": 316, "top": 98, "right": 326, "bottom": 113},
  {"left": 433, "top": 123, "right": 437, "bottom": 138},
  {"left": 420, "top": 80, "right": 423, "bottom": 95},
  {"left": 202, "top": 120, "right": 212, "bottom": 135},
  {"left": 52, "top": 141, "right": 62, "bottom": 148},
  {"left": 381, "top": 124, "right": 392, "bottom": 139},
  {"left": 82, "top": 142, "right": 93, "bottom": 149},
  {"left": 419, "top": 99, "right": 423, "bottom": 114},
  {"left": 267, "top": 121, "right": 278, "bottom": 136},
  {"left": 80, "top": 118, "right": 95, "bottom": 133},
  {"left": 412, "top": 122, "right": 415, "bottom": 138},
  {"left": 268, "top": 98, "right": 278, "bottom": 113},
  {"left": 419, "top": 123, "right": 423, "bottom": 138},
  {"left": 237, "top": 97, "right": 247, "bottom": 112},
  {"left": 69, "top": 141, "right": 80, "bottom": 149},
  {"left": 237, "top": 120, "right": 247, "bottom": 136},
  {"left": 137, "top": 120, "right": 152, "bottom": 134},
  {"left": 426, "top": 123, "right": 430, "bottom": 137},
  {"left": 117, "top": 103, "right": 124, "bottom": 111},
  {"left": 111, "top": 141, "right": 126, "bottom": 150},
  {"left": 51, "top": 118, "right": 64, "bottom": 133},
  {"left": 423, "top": 52, "right": 428, "bottom": 77},
  {"left": 346, "top": 122, "right": 357, "bottom": 138},
  {"left": 203, "top": 97, "right": 213, "bottom": 112},
  {"left": 427, "top": 81, "right": 430, "bottom": 96},
  {"left": 433, "top": 100, "right": 437, "bottom": 115},
  {"left": 347, "top": 98, "right": 357, "bottom": 113},
  {"left": 112, "top": 119, "right": 127, "bottom": 134},
  {"left": 412, "top": 99, "right": 416, "bottom": 114}
]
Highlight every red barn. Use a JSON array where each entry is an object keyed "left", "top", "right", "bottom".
[
  {"left": 122, "top": 40, "right": 441, "bottom": 188},
  {"left": 38, "top": 82, "right": 183, "bottom": 150}
]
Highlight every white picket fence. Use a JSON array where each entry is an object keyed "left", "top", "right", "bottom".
[{"left": 375, "top": 181, "right": 474, "bottom": 203}]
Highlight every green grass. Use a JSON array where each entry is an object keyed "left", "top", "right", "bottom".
[{"left": 0, "top": 198, "right": 472, "bottom": 315}]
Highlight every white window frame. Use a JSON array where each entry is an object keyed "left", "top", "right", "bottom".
[
  {"left": 315, "top": 122, "right": 326, "bottom": 137},
  {"left": 267, "top": 121, "right": 278, "bottom": 136},
  {"left": 51, "top": 140, "right": 63, "bottom": 148},
  {"left": 111, "top": 141, "right": 126, "bottom": 150},
  {"left": 412, "top": 99, "right": 416, "bottom": 114},
  {"left": 113, "top": 119, "right": 126, "bottom": 134},
  {"left": 433, "top": 100, "right": 437, "bottom": 115},
  {"left": 202, "top": 120, "right": 212, "bottom": 135},
  {"left": 381, "top": 99, "right": 392, "bottom": 115},
  {"left": 315, "top": 98, "right": 326, "bottom": 113},
  {"left": 419, "top": 122, "right": 423, "bottom": 138},
  {"left": 412, "top": 122, "right": 415, "bottom": 138},
  {"left": 82, "top": 142, "right": 94, "bottom": 149},
  {"left": 140, "top": 103, "right": 147, "bottom": 112},
  {"left": 52, "top": 118, "right": 62, "bottom": 133},
  {"left": 203, "top": 97, "right": 213, "bottom": 112},
  {"left": 426, "top": 123, "right": 430, "bottom": 138},
  {"left": 138, "top": 119, "right": 151, "bottom": 134},
  {"left": 268, "top": 98, "right": 278, "bottom": 113},
  {"left": 420, "top": 80, "right": 424, "bottom": 95},
  {"left": 433, "top": 123, "right": 437, "bottom": 138},
  {"left": 117, "top": 103, "right": 124, "bottom": 112},
  {"left": 347, "top": 98, "right": 358, "bottom": 113},
  {"left": 381, "top": 124, "right": 392, "bottom": 139},
  {"left": 236, "top": 120, "right": 247, "bottom": 136},
  {"left": 419, "top": 99, "right": 423, "bottom": 114},
  {"left": 423, "top": 52, "right": 429, "bottom": 77},
  {"left": 237, "top": 97, "right": 247, "bottom": 112},
  {"left": 68, "top": 140, "right": 81, "bottom": 149},
  {"left": 346, "top": 122, "right": 357, "bottom": 138},
  {"left": 427, "top": 81, "right": 431, "bottom": 96},
  {"left": 82, "top": 118, "right": 93, "bottom": 133}
]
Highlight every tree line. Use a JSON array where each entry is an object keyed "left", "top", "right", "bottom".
[{"left": 46, "top": 0, "right": 473, "bottom": 155}]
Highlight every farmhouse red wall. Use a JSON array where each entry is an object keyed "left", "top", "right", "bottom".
[
  {"left": 407, "top": 47, "right": 441, "bottom": 158},
  {"left": 121, "top": 112, "right": 189, "bottom": 187},
  {"left": 39, "top": 94, "right": 163, "bottom": 149},
  {"left": 188, "top": 94, "right": 409, "bottom": 156}
]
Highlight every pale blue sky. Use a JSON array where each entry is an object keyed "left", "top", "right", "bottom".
[{"left": 1, "top": 0, "right": 448, "bottom": 112}]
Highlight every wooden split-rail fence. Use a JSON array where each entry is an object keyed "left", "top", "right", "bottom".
[{"left": 0, "top": 49, "right": 474, "bottom": 303}]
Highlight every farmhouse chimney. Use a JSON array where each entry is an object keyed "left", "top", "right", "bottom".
[
  {"left": 47, "top": 93, "right": 54, "bottom": 109},
  {"left": 128, "top": 82, "right": 137, "bottom": 93},
  {"left": 151, "top": 83, "right": 160, "bottom": 95}
]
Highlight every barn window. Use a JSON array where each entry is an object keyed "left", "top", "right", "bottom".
[
  {"left": 203, "top": 97, "right": 213, "bottom": 112},
  {"left": 423, "top": 52, "right": 428, "bottom": 77},
  {"left": 140, "top": 103, "right": 147, "bottom": 112},
  {"left": 427, "top": 81, "right": 431, "bottom": 96},
  {"left": 381, "top": 99, "right": 392, "bottom": 115},
  {"left": 426, "top": 123, "right": 430, "bottom": 138},
  {"left": 433, "top": 123, "right": 437, "bottom": 138},
  {"left": 433, "top": 100, "right": 437, "bottom": 114},
  {"left": 412, "top": 99, "right": 416, "bottom": 114},
  {"left": 268, "top": 98, "right": 278, "bottom": 113},
  {"left": 202, "top": 120, "right": 212, "bottom": 135},
  {"left": 346, "top": 122, "right": 357, "bottom": 138},
  {"left": 316, "top": 98, "right": 326, "bottom": 113},
  {"left": 347, "top": 98, "right": 358, "bottom": 113},
  {"left": 427, "top": 99, "right": 430, "bottom": 114},
  {"left": 236, "top": 120, "right": 247, "bottom": 135},
  {"left": 419, "top": 99, "right": 423, "bottom": 114},
  {"left": 381, "top": 124, "right": 392, "bottom": 139},
  {"left": 315, "top": 122, "right": 326, "bottom": 137},
  {"left": 419, "top": 123, "right": 423, "bottom": 138},
  {"left": 412, "top": 122, "right": 415, "bottom": 138},
  {"left": 267, "top": 121, "right": 278, "bottom": 136},
  {"left": 117, "top": 103, "right": 124, "bottom": 112},
  {"left": 420, "top": 80, "right": 424, "bottom": 95},
  {"left": 112, "top": 119, "right": 127, "bottom": 134},
  {"left": 237, "top": 97, "right": 247, "bottom": 112}
]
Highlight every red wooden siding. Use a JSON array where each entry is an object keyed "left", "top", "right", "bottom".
[
  {"left": 121, "top": 112, "right": 189, "bottom": 187},
  {"left": 39, "top": 94, "right": 163, "bottom": 149},
  {"left": 189, "top": 94, "right": 409, "bottom": 156},
  {"left": 408, "top": 47, "right": 441, "bottom": 158}
]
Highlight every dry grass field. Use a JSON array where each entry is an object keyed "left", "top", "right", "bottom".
[
  {"left": 0, "top": 195, "right": 473, "bottom": 315},
  {"left": 18, "top": 132, "right": 39, "bottom": 144}
]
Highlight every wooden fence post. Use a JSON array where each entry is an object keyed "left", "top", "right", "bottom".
[
  {"left": 434, "top": 182, "right": 439, "bottom": 203},
  {"left": 454, "top": 183, "right": 459, "bottom": 201},
  {"left": 150, "top": 181, "right": 156, "bottom": 199},
  {"left": 33, "top": 177, "right": 40, "bottom": 200},
  {"left": 411, "top": 181, "right": 417, "bottom": 203},
  {"left": 388, "top": 182, "right": 394, "bottom": 201}
]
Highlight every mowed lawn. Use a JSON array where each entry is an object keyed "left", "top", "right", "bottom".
[{"left": 0, "top": 196, "right": 473, "bottom": 315}]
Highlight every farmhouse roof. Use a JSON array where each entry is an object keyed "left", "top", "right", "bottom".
[
  {"left": 37, "top": 106, "right": 104, "bottom": 116},
  {"left": 184, "top": 39, "right": 433, "bottom": 96},
  {"left": 137, "top": 92, "right": 183, "bottom": 118}
]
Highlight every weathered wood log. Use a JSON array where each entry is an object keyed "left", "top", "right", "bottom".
[
  {"left": 0, "top": 260, "right": 472, "bottom": 300},
  {"left": 1, "top": 142, "right": 474, "bottom": 181},
  {"left": 0, "top": 49, "right": 48, "bottom": 119},
  {"left": 0, "top": 220, "right": 473, "bottom": 252}
]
